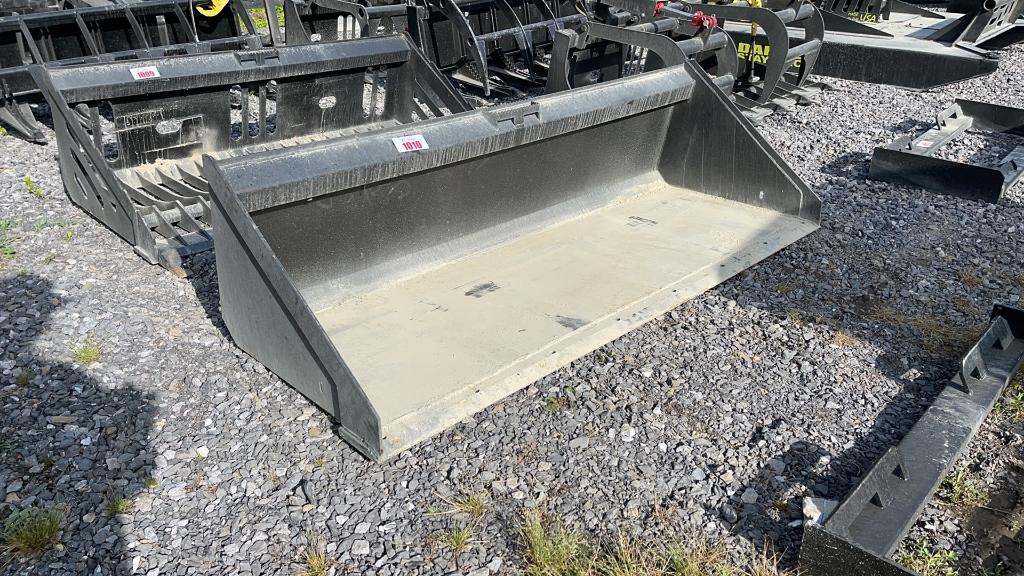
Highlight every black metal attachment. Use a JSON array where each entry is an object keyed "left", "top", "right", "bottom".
[
  {"left": 869, "top": 99, "right": 1024, "bottom": 204},
  {"left": 665, "top": 0, "right": 825, "bottom": 120},
  {"left": 922, "top": 0, "right": 1024, "bottom": 50},
  {"left": 800, "top": 305, "right": 1024, "bottom": 576},
  {"left": 400, "top": 0, "right": 583, "bottom": 98},
  {"left": 781, "top": 0, "right": 1009, "bottom": 88},
  {"left": 33, "top": 36, "right": 469, "bottom": 274},
  {"left": 0, "top": 0, "right": 263, "bottom": 140},
  {"left": 545, "top": 17, "right": 738, "bottom": 93}
]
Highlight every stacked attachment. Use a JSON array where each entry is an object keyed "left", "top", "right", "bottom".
[
  {"left": 662, "top": 0, "right": 825, "bottom": 119},
  {"left": 801, "top": 305, "right": 1024, "bottom": 576},
  {"left": 0, "top": 0, "right": 262, "bottom": 140},
  {"left": 33, "top": 36, "right": 470, "bottom": 274},
  {"left": 870, "top": 99, "right": 1024, "bottom": 204},
  {"left": 365, "top": 0, "right": 585, "bottom": 98},
  {"left": 207, "top": 24, "right": 820, "bottom": 460},
  {"left": 0, "top": 0, "right": 61, "bottom": 16}
]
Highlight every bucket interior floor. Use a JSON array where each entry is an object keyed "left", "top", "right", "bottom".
[{"left": 314, "top": 181, "right": 815, "bottom": 451}]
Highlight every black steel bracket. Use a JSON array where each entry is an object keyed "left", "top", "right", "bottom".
[
  {"left": 800, "top": 305, "right": 1024, "bottom": 576},
  {"left": 869, "top": 99, "right": 1024, "bottom": 204}
]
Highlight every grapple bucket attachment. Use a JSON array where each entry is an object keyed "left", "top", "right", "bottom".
[
  {"left": 34, "top": 36, "right": 469, "bottom": 274},
  {"left": 0, "top": 0, "right": 262, "bottom": 140},
  {"left": 660, "top": 0, "right": 825, "bottom": 120},
  {"left": 385, "top": 0, "right": 586, "bottom": 97},
  {"left": 206, "top": 27, "right": 820, "bottom": 460}
]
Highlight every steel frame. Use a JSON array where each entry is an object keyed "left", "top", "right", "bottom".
[
  {"left": 0, "top": 0, "right": 262, "bottom": 140},
  {"left": 869, "top": 99, "right": 1024, "bottom": 204}
]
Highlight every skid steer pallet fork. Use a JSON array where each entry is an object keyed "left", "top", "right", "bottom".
[
  {"left": 206, "top": 22, "right": 820, "bottom": 460},
  {"left": 869, "top": 99, "right": 1024, "bottom": 204},
  {"left": 33, "top": 36, "right": 470, "bottom": 274},
  {"left": 0, "top": 0, "right": 262, "bottom": 141},
  {"left": 801, "top": 305, "right": 1024, "bottom": 576}
]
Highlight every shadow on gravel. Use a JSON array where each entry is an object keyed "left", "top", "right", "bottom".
[
  {"left": 182, "top": 252, "right": 230, "bottom": 339},
  {"left": 0, "top": 273, "right": 155, "bottom": 574},
  {"left": 818, "top": 151, "right": 871, "bottom": 179}
]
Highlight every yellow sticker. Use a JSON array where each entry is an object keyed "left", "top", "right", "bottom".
[
  {"left": 736, "top": 43, "right": 803, "bottom": 68},
  {"left": 195, "top": 0, "right": 229, "bottom": 17},
  {"left": 846, "top": 11, "right": 879, "bottom": 22}
]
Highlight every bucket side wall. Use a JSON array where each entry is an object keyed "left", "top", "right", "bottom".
[{"left": 207, "top": 159, "right": 384, "bottom": 459}]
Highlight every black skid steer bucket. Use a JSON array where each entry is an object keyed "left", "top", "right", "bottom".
[
  {"left": 33, "top": 36, "right": 470, "bottom": 274},
  {"left": 206, "top": 24, "right": 820, "bottom": 460}
]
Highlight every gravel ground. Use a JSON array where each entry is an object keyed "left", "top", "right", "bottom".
[{"left": 1, "top": 39, "right": 1023, "bottom": 575}]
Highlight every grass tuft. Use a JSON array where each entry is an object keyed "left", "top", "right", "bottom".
[
  {"left": 958, "top": 271, "right": 982, "bottom": 289},
  {"left": 298, "top": 531, "right": 331, "bottom": 576},
  {"left": 521, "top": 512, "right": 788, "bottom": 576},
  {"left": 545, "top": 395, "right": 570, "bottom": 412},
  {"left": 868, "top": 303, "right": 911, "bottom": 325},
  {"left": 912, "top": 316, "right": 981, "bottom": 355},
  {"left": 16, "top": 370, "right": 31, "bottom": 387},
  {"left": 784, "top": 310, "right": 803, "bottom": 326},
  {"left": 143, "top": 478, "right": 159, "bottom": 489},
  {"left": 869, "top": 305, "right": 981, "bottom": 355},
  {"left": 831, "top": 330, "right": 858, "bottom": 348},
  {"left": 22, "top": 176, "right": 44, "bottom": 199},
  {"left": 0, "top": 219, "right": 16, "bottom": 267},
  {"left": 70, "top": 337, "right": 102, "bottom": 365},
  {"left": 774, "top": 281, "right": 797, "bottom": 296},
  {"left": 451, "top": 490, "right": 489, "bottom": 522},
  {"left": 898, "top": 539, "right": 958, "bottom": 576},
  {"left": 1, "top": 505, "right": 65, "bottom": 556},
  {"left": 940, "top": 468, "right": 989, "bottom": 509},
  {"left": 522, "top": 511, "right": 593, "bottom": 576},
  {"left": 248, "top": 5, "right": 284, "bottom": 28},
  {"left": 440, "top": 524, "right": 473, "bottom": 555},
  {"left": 105, "top": 494, "right": 133, "bottom": 516},
  {"left": 996, "top": 390, "right": 1024, "bottom": 422},
  {"left": 663, "top": 539, "right": 736, "bottom": 576}
]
